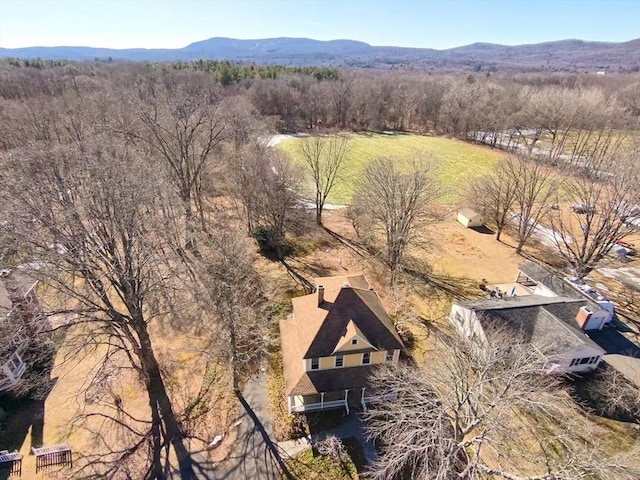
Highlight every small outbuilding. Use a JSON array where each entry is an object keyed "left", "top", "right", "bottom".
[{"left": 457, "top": 208, "right": 483, "bottom": 228}]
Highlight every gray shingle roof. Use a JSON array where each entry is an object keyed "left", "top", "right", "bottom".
[
  {"left": 289, "top": 365, "right": 382, "bottom": 396},
  {"left": 458, "top": 295, "right": 605, "bottom": 355},
  {"left": 518, "top": 261, "right": 579, "bottom": 297}
]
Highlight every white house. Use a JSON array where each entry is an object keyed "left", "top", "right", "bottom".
[
  {"left": 450, "top": 295, "right": 606, "bottom": 374},
  {"left": 457, "top": 208, "right": 484, "bottom": 228}
]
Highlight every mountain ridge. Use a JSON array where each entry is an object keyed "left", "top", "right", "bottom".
[{"left": 1, "top": 36, "right": 638, "bottom": 72}]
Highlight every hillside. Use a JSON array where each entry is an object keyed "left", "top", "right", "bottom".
[{"left": 1, "top": 36, "right": 639, "bottom": 72}]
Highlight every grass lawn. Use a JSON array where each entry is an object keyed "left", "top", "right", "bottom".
[
  {"left": 278, "top": 132, "right": 504, "bottom": 204},
  {"left": 285, "top": 437, "right": 364, "bottom": 480}
]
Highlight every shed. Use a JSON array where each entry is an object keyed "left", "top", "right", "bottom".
[{"left": 457, "top": 208, "right": 483, "bottom": 228}]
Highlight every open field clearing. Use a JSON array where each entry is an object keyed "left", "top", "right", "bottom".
[{"left": 278, "top": 133, "right": 504, "bottom": 204}]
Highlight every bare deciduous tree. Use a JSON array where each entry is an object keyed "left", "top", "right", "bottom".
[
  {"left": 547, "top": 161, "right": 639, "bottom": 279},
  {"left": 122, "top": 71, "right": 228, "bottom": 248},
  {"left": 1, "top": 139, "right": 199, "bottom": 479},
  {"left": 226, "top": 143, "right": 302, "bottom": 259},
  {"left": 510, "top": 155, "right": 560, "bottom": 254},
  {"left": 298, "top": 133, "right": 349, "bottom": 225},
  {"left": 588, "top": 366, "right": 640, "bottom": 422},
  {"left": 364, "top": 327, "right": 636, "bottom": 480},
  {"left": 315, "top": 435, "right": 347, "bottom": 463},
  {"left": 466, "top": 161, "right": 519, "bottom": 242},
  {"left": 351, "top": 155, "right": 441, "bottom": 285},
  {"left": 190, "top": 228, "right": 270, "bottom": 391}
]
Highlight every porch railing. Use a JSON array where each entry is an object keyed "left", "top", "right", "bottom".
[{"left": 290, "top": 399, "right": 347, "bottom": 413}]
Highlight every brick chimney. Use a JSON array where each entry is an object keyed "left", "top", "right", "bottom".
[
  {"left": 576, "top": 306, "right": 592, "bottom": 330},
  {"left": 318, "top": 285, "right": 325, "bottom": 306}
]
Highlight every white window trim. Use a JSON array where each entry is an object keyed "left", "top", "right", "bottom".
[
  {"left": 8, "top": 353, "right": 23, "bottom": 375},
  {"left": 362, "top": 352, "right": 371, "bottom": 365},
  {"left": 311, "top": 358, "right": 320, "bottom": 370},
  {"left": 335, "top": 355, "right": 344, "bottom": 368}
]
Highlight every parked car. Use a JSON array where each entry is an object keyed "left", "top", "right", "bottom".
[
  {"left": 608, "top": 244, "right": 633, "bottom": 258},
  {"left": 571, "top": 202, "right": 595, "bottom": 214},
  {"left": 617, "top": 240, "right": 636, "bottom": 255}
]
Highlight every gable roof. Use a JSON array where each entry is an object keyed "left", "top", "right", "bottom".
[
  {"left": 333, "top": 320, "right": 373, "bottom": 353},
  {"left": 457, "top": 295, "right": 605, "bottom": 356},
  {"left": 280, "top": 274, "right": 404, "bottom": 397},
  {"left": 304, "top": 286, "right": 403, "bottom": 358}
]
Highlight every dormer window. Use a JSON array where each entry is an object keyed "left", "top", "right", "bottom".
[
  {"left": 311, "top": 358, "right": 319, "bottom": 370},
  {"left": 351, "top": 338, "right": 358, "bottom": 345},
  {"left": 362, "top": 352, "right": 371, "bottom": 365},
  {"left": 386, "top": 350, "right": 394, "bottom": 362},
  {"left": 335, "top": 355, "right": 344, "bottom": 368}
]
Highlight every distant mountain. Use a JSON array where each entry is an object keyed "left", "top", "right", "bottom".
[{"left": 1, "top": 37, "right": 639, "bottom": 72}]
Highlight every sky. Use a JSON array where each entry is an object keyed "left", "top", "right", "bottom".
[{"left": 0, "top": 0, "right": 638, "bottom": 50}]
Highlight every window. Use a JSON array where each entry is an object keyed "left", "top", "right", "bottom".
[
  {"left": 335, "top": 355, "right": 344, "bottom": 368},
  {"left": 386, "top": 350, "right": 394, "bottom": 362},
  {"left": 362, "top": 352, "right": 371, "bottom": 365},
  {"left": 8, "top": 353, "right": 23, "bottom": 375},
  {"left": 570, "top": 357, "right": 597, "bottom": 367},
  {"left": 351, "top": 338, "right": 358, "bottom": 345},
  {"left": 311, "top": 358, "right": 319, "bottom": 370}
]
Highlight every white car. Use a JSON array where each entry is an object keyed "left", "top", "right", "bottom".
[
  {"left": 571, "top": 202, "right": 595, "bottom": 214},
  {"left": 625, "top": 217, "right": 640, "bottom": 229}
]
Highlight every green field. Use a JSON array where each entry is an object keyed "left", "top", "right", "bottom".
[{"left": 278, "top": 133, "right": 504, "bottom": 204}]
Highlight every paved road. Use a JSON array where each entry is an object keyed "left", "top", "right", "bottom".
[{"left": 192, "top": 372, "right": 282, "bottom": 480}]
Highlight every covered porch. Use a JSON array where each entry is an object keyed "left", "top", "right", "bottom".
[{"left": 288, "top": 387, "right": 398, "bottom": 414}]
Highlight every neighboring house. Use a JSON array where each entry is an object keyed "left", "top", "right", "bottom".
[
  {"left": 0, "top": 270, "right": 47, "bottom": 393},
  {"left": 279, "top": 274, "right": 404, "bottom": 414},
  {"left": 450, "top": 295, "right": 606, "bottom": 374}
]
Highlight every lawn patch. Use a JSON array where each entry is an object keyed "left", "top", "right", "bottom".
[
  {"left": 285, "top": 443, "right": 359, "bottom": 480},
  {"left": 279, "top": 133, "right": 503, "bottom": 204}
]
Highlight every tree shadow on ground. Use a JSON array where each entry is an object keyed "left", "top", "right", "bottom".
[
  {"left": 403, "top": 267, "right": 479, "bottom": 301},
  {"left": 279, "top": 260, "right": 314, "bottom": 293},
  {"left": 235, "top": 392, "right": 294, "bottom": 480},
  {"left": 322, "top": 227, "right": 371, "bottom": 259},
  {"left": 284, "top": 257, "right": 334, "bottom": 281}
]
